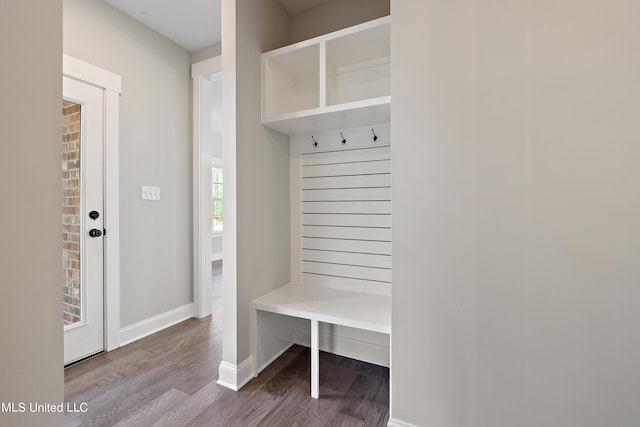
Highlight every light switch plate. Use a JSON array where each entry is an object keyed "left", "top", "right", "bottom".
[{"left": 141, "top": 185, "right": 161, "bottom": 201}]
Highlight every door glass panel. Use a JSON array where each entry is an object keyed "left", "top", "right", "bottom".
[{"left": 62, "top": 100, "right": 81, "bottom": 326}]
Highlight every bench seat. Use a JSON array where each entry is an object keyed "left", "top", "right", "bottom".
[{"left": 250, "top": 283, "right": 391, "bottom": 398}]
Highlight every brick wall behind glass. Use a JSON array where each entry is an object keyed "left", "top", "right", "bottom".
[{"left": 62, "top": 101, "right": 81, "bottom": 325}]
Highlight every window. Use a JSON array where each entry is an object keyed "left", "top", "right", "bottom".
[{"left": 212, "top": 165, "right": 223, "bottom": 233}]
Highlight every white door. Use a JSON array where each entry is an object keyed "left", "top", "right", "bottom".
[{"left": 63, "top": 76, "right": 105, "bottom": 365}]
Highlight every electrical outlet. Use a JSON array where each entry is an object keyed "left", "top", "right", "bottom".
[{"left": 141, "top": 185, "right": 161, "bottom": 201}]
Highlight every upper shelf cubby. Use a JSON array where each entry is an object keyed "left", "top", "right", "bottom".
[
  {"left": 263, "top": 43, "right": 320, "bottom": 117},
  {"left": 262, "top": 16, "right": 391, "bottom": 136}
]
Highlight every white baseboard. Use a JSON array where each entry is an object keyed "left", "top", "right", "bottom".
[
  {"left": 211, "top": 252, "right": 223, "bottom": 262},
  {"left": 388, "top": 418, "right": 421, "bottom": 427},
  {"left": 217, "top": 357, "right": 253, "bottom": 391},
  {"left": 119, "top": 303, "right": 194, "bottom": 346},
  {"left": 293, "top": 326, "right": 389, "bottom": 367}
]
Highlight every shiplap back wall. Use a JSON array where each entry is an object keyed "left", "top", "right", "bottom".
[{"left": 291, "top": 124, "right": 391, "bottom": 296}]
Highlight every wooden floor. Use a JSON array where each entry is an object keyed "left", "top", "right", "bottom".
[{"left": 64, "top": 261, "right": 389, "bottom": 426}]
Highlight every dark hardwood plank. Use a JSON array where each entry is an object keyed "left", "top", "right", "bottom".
[
  {"left": 364, "top": 368, "right": 390, "bottom": 426},
  {"left": 65, "top": 349, "right": 154, "bottom": 402},
  {"left": 284, "top": 353, "right": 363, "bottom": 427},
  {"left": 262, "top": 347, "right": 310, "bottom": 397},
  {"left": 186, "top": 346, "right": 305, "bottom": 427},
  {"left": 338, "top": 363, "right": 388, "bottom": 422},
  {"left": 66, "top": 361, "right": 180, "bottom": 426},
  {"left": 150, "top": 381, "right": 224, "bottom": 427},
  {"left": 329, "top": 412, "right": 368, "bottom": 427},
  {"left": 168, "top": 346, "right": 221, "bottom": 395},
  {"left": 64, "top": 352, "right": 114, "bottom": 382},
  {"left": 112, "top": 387, "right": 190, "bottom": 427}
]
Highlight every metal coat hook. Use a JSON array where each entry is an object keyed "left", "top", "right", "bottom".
[
  {"left": 340, "top": 132, "right": 346, "bottom": 144},
  {"left": 311, "top": 136, "right": 318, "bottom": 147},
  {"left": 371, "top": 129, "right": 378, "bottom": 141}
]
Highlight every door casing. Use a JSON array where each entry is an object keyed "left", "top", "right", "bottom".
[{"left": 192, "top": 56, "right": 222, "bottom": 319}]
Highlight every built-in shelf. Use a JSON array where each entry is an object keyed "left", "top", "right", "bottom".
[{"left": 262, "top": 16, "right": 390, "bottom": 136}]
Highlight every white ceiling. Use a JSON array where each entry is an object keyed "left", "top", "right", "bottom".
[{"left": 103, "top": 0, "right": 332, "bottom": 52}]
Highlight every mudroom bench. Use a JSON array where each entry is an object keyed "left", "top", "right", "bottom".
[{"left": 250, "top": 283, "right": 391, "bottom": 398}]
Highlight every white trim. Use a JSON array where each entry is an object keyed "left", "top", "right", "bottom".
[
  {"left": 192, "top": 56, "right": 222, "bottom": 79},
  {"left": 63, "top": 55, "right": 121, "bottom": 352},
  {"left": 211, "top": 156, "right": 224, "bottom": 169},
  {"left": 387, "top": 419, "right": 421, "bottom": 427},
  {"left": 216, "top": 357, "right": 253, "bottom": 391},
  {"left": 192, "top": 55, "right": 222, "bottom": 319},
  {"left": 389, "top": 327, "right": 393, "bottom": 422},
  {"left": 311, "top": 319, "right": 319, "bottom": 398},
  {"left": 293, "top": 326, "right": 390, "bottom": 367},
  {"left": 63, "top": 54, "right": 121, "bottom": 94},
  {"left": 119, "top": 303, "right": 194, "bottom": 346},
  {"left": 104, "top": 88, "right": 120, "bottom": 351},
  {"left": 221, "top": 1, "right": 240, "bottom": 387},
  {"left": 211, "top": 252, "right": 223, "bottom": 262}
]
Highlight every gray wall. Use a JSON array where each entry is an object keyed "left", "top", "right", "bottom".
[
  {"left": 290, "top": 0, "right": 389, "bottom": 43},
  {"left": 63, "top": 0, "right": 193, "bottom": 326},
  {"left": 222, "top": 0, "right": 292, "bottom": 366},
  {"left": 0, "top": 1, "right": 64, "bottom": 426},
  {"left": 392, "top": 0, "right": 640, "bottom": 426}
]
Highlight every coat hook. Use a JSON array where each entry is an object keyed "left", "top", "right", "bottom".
[
  {"left": 340, "top": 132, "right": 346, "bottom": 144},
  {"left": 311, "top": 136, "right": 318, "bottom": 147},
  {"left": 371, "top": 129, "right": 378, "bottom": 142}
]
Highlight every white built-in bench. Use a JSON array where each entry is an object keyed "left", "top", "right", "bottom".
[{"left": 250, "top": 283, "right": 390, "bottom": 398}]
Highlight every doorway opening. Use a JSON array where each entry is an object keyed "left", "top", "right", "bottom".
[{"left": 193, "top": 56, "right": 223, "bottom": 319}]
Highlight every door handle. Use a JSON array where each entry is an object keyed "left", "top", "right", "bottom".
[{"left": 89, "top": 229, "right": 103, "bottom": 238}]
